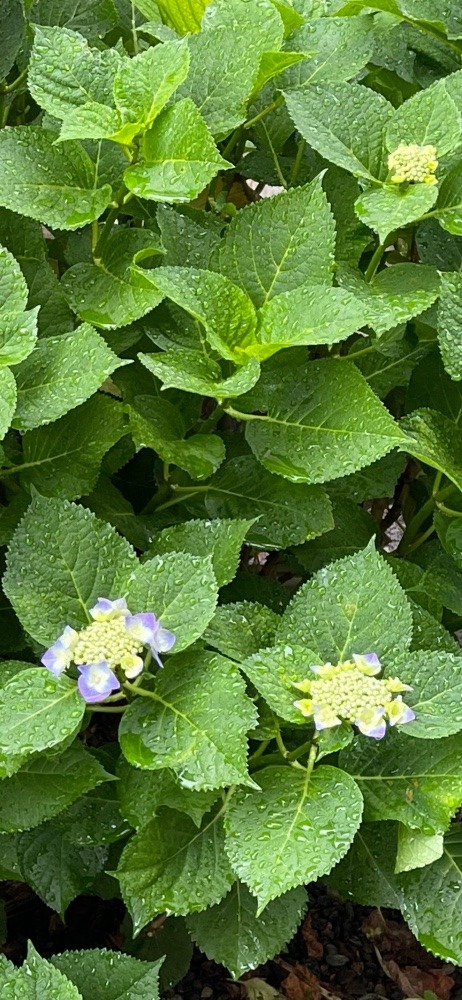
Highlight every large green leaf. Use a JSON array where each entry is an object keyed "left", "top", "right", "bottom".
[
  {"left": 400, "top": 828, "right": 462, "bottom": 964},
  {"left": 284, "top": 81, "right": 393, "bottom": 181},
  {"left": 51, "top": 951, "right": 163, "bottom": 1000},
  {"left": 0, "top": 128, "right": 112, "bottom": 230},
  {"left": 438, "top": 271, "right": 462, "bottom": 379},
  {"left": 0, "top": 367, "right": 16, "bottom": 442},
  {"left": 215, "top": 177, "right": 335, "bottom": 307},
  {"left": 395, "top": 825, "right": 444, "bottom": 874},
  {"left": 125, "top": 550, "right": 218, "bottom": 650},
  {"left": 341, "top": 731, "right": 462, "bottom": 835},
  {"left": 146, "top": 517, "right": 253, "bottom": 588},
  {"left": 117, "top": 805, "right": 235, "bottom": 930},
  {"left": 0, "top": 0, "right": 25, "bottom": 80},
  {"left": 29, "top": 0, "right": 117, "bottom": 37},
  {"left": 178, "top": 0, "right": 284, "bottom": 135},
  {"left": 187, "top": 883, "right": 307, "bottom": 979},
  {"left": 3, "top": 497, "right": 137, "bottom": 643},
  {"left": 401, "top": 408, "right": 462, "bottom": 492},
  {"left": 238, "top": 359, "right": 404, "bottom": 484},
  {"left": 0, "top": 947, "right": 82, "bottom": 999},
  {"left": 282, "top": 15, "right": 374, "bottom": 87},
  {"left": 119, "top": 649, "right": 257, "bottom": 788},
  {"left": 0, "top": 245, "right": 38, "bottom": 366},
  {"left": 12, "top": 323, "right": 124, "bottom": 431},
  {"left": 327, "top": 821, "right": 403, "bottom": 909},
  {"left": 114, "top": 40, "right": 190, "bottom": 132},
  {"left": 17, "top": 395, "right": 126, "bottom": 500},
  {"left": 253, "top": 285, "right": 369, "bottom": 361},
  {"left": 355, "top": 183, "right": 438, "bottom": 243},
  {"left": 157, "top": 0, "right": 211, "bottom": 32},
  {"left": 117, "top": 759, "right": 218, "bottom": 829},
  {"left": 241, "top": 643, "right": 320, "bottom": 724},
  {"left": 338, "top": 264, "right": 440, "bottom": 336},
  {"left": 0, "top": 669, "right": 85, "bottom": 778},
  {"left": 204, "top": 601, "right": 280, "bottom": 662},
  {"left": 0, "top": 742, "right": 111, "bottom": 833},
  {"left": 124, "top": 100, "right": 230, "bottom": 202},
  {"left": 16, "top": 822, "right": 107, "bottom": 914},
  {"left": 387, "top": 650, "right": 462, "bottom": 739},
  {"left": 28, "top": 25, "right": 119, "bottom": 119},
  {"left": 277, "top": 542, "right": 413, "bottom": 661},
  {"left": 386, "top": 80, "right": 461, "bottom": 156},
  {"left": 224, "top": 765, "right": 363, "bottom": 910},
  {"left": 199, "top": 454, "right": 333, "bottom": 549}
]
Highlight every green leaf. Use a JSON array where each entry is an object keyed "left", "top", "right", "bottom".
[
  {"left": 386, "top": 81, "right": 461, "bottom": 156},
  {"left": 52, "top": 951, "right": 162, "bottom": 1000},
  {"left": 3, "top": 497, "right": 137, "bottom": 643},
  {"left": 0, "top": 669, "right": 85, "bottom": 778},
  {"left": 224, "top": 765, "right": 363, "bottom": 910},
  {"left": 241, "top": 643, "right": 320, "bottom": 723},
  {"left": 113, "top": 40, "right": 190, "bottom": 131},
  {"left": 129, "top": 395, "right": 225, "bottom": 480},
  {"left": 410, "top": 540, "right": 462, "bottom": 617},
  {"left": 338, "top": 263, "right": 440, "bottom": 336},
  {"left": 12, "top": 323, "right": 126, "bottom": 431},
  {"left": 0, "top": 367, "right": 17, "bottom": 442},
  {"left": 438, "top": 271, "right": 462, "bottom": 379},
  {"left": 124, "top": 99, "right": 230, "bottom": 203},
  {"left": 328, "top": 822, "right": 403, "bottom": 909},
  {"left": 117, "top": 805, "right": 235, "bottom": 930},
  {"left": 179, "top": 0, "right": 284, "bottom": 136},
  {"left": 204, "top": 601, "right": 280, "bottom": 661},
  {"left": 28, "top": 25, "right": 120, "bottom": 119},
  {"left": 0, "top": 127, "right": 112, "bottom": 230},
  {"left": 214, "top": 177, "right": 336, "bottom": 308},
  {"left": 294, "top": 497, "right": 377, "bottom": 574},
  {"left": 157, "top": 0, "right": 211, "bottom": 32},
  {"left": 17, "top": 395, "right": 126, "bottom": 500},
  {"left": 146, "top": 517, "right": 253, "bottom": 587},
  {"left": 284, "top": 82, "right": 393, "bottom": 181},
  {"left": 61, "top": 229, "right": 165, "bottom": 329},
  {"left": 0, "top": 947, "right": 82, "bottom": 998},
  {"left": 157, "top": 203, "right": 222, "bottom": 268},
  {"left": 126, "top": 550, "right": 218, "bottom": 651},
  {"left": 241, "top": 359, "right": 404, "bottom": 484},
  {"left": 187, "top": 883, "right": 307, "bottom": 979},
  {"left": 0, "top": 245, "right": 38, "bottom": 366},
  {"left": 436, "top": 162, "right": 462, "bottom": 236},
  {"left": 282, "top": 15, "right": 374, "bottom": 86},
  {"left": 401, "top": 408, "right": 462, "bottom": 493},
  {"left": 30, "top": 0, "right": 117, "bottom": 38},
  {"left": 0, "top": 660, "right": 31, "bottom": 690},
  {"left": 251, "top": 51, "right": 307, "bottom": 98},
  {"left": 17, "top": 822, "right": 107, "bottom": 914},
  {"left": 277, "top": 542, "right": 413, "bottom": 661},
  {"left": 119, "top": 649, "right": 257, "bottom": 788},
  {"left": 341, "top": 731, "right": 462, "bottom": 835},
  {"left": 355, "top": 184, "right": 438, "bottom": 244},
  {"left": 142, "top": 266, "right": 257, "bottom": 362},
  {"left": 200, "top": 454, "right": 334, "bottom": 549},
  {"left": 395, "top": 825, "right": 444, "bottom": 874},
  {"left": 400, "top": 828, "right": 462, "bottom": 963},
  {"left": 117, "top": 758, "right": 218, "bottom": 828},
  {"left": 0, "top": 742, "right": 111, "bottom": 833},
  {"left": 139, "top": 350, "right": 261, "bottom": 399},
  {"left": 0, "top": 0, "right": 25, "bottom": 80},
  {"left": 253, "top": 285, "right": 369, "bottom": 361},
  {"left": 387, "top": 650, "right": 462, "bottom": 739}
]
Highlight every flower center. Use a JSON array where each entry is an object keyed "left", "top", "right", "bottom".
[
  {"left": 387, "top": 143, "right": 438, "bottom": 185},
  {"left": 73, "top": 618, "right": 143, "bottom": 670},
  {"left": 310, "top": 667, "right": 390, "bottom": 722}
]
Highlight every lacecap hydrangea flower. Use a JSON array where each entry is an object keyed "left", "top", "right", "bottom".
[
  {"left": 387, "top": 143, "right": 438, "bottom": 185},
  {"left": 293, "top": 652, "right": 415, "bottom": 740},
  {"left": 41, "top": 597, "right": 175, "bottom": 704}
]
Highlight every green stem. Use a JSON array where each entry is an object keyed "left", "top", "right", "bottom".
[
  {"left": 398, "top": 483, "right": 455, "bottom": 554},
  {"left": 305, "top": 741, "right": 318, "bottom": 780},
  {"left": 87, "top": 704, "right": 127, "bottom": 713},
  {"left": 404, "top": 522, "right": 436, "bottom": 554},
  {"left": 222, "top": 126, "right": 243, "bottom": 161},
  {"left": 153, "top": 485, "right": 209, "bottom": 514},
  {"left": 248, "top": 739, "right": 271, "bottom": 765},
  {"left": 364, "top": 238, "right": 388, "bottom": 283},
  {"left": 435, "top": 502, "right": 462, "bottom": 518},
  {"left": 93, "top": 185, "right": 131, "bottom": 262},
  {"left": 290, "top": 138, "right": 306, "bottom": 187},
  {"left": 287, "top": 739, "right": 314, "bottom": 762},
  {"left": 244, "top": 96, "right": 283, "bottom": 131},
  {"left": 123, "top": 681, "right": 160, "bottom": 700},
  {"left": 0, "top": 67, "right": 28, "bottom": 94},
  {"left": 274, "top": 719, "right": 289, "bottom": 759}
]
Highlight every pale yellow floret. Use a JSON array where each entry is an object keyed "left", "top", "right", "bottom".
[
  {"left": 387, "top": 143, "right": 438, "bottom": 185},
  {"left": 73, "top": 618, "right": 143, "bottom": 670}
]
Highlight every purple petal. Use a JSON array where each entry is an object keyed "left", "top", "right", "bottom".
[
  {"left": 125, "top": 612, "right": 158, "bottom": 644},
  {"left": 394, "top": 705, "right": 416, "bottom": 726},
  {"left": 89, "top": 597, "right": 129, "bottom": 621},
  {"left": 150, "top": 624, "right": 176, "bottom": 666},
  {"left": 41, "top": 639, "right": 73, "bottom": 677},
  {"left": 77, "top": 661, "right": 120, "bottom": 703},
  {"left": 356, "top": 717, "right": 387, "bottom": 739}
]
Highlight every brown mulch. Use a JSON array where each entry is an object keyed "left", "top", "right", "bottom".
[{"left": 2, "top": 883, "right": 462, "bottom": 999}]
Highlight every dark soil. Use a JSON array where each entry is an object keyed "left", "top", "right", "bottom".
[{"left": 2, "top": 882, "right": 462, "bottom": 1000}]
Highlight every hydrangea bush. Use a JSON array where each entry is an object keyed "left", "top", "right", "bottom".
[{"left": 2, "top": 0, "right": 462, "bottom": 989}]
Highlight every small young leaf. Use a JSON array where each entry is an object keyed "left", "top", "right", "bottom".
[
  {"left": 129, "top": 395, "right": 225, "bottom": 480},
  {"left": 0, "top": 367, "right": 16, "bottom": 441},
  {"left": 113, "top": 40, "right": 190, "bottom": 131},
  {"left": 401, "top": 408, "right": 462, "bottom": 493},
  {"left": 0, "top": 947, "right": 83, "bottom": 998},
  {"left": 139, "top": 350, "right": 261, "bottom": 399},
  {"left": 395, "top": 825, "right": 444, "bottom": 874},
  {"left": 0, "top": 245, "right": 38, "bottom": 366}
]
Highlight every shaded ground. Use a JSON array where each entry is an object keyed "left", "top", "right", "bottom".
[{"left": 2, "top": 883, "right": 461, "bottom": 1000}]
